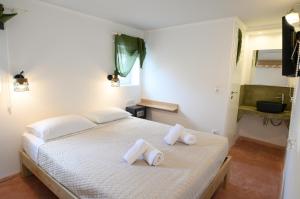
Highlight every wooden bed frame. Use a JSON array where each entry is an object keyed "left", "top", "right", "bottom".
[{"left": 20, "top": 151, "right": 231, "bottom": 199}]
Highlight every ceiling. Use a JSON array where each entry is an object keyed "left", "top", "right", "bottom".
[{"left": 40, "top": 0, "right": 299, "bottom": 30}]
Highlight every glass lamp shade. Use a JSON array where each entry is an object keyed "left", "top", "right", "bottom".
[
  {"left": 111, "top": 79, "right": 120, "bottom": 87},
  {"left": 107, "top": 73, "right": 120, "bottom": 87},
  {"left": 111, "top": 81, "right": 120, "bottom": 87},
  {"left": 286, "top": 11, "right": 300, "bottom": 25},
  {"left": 14, "top": 78, "right": 29, "bottom": 92},
  {"left": 110, "top": 74, "right": 120, "bottom": 87}
]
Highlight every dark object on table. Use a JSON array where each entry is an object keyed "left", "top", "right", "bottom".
[{"left": 126, "top": 105, "right": 146, "bottom": 119}]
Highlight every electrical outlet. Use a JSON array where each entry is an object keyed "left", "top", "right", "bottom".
[{"left": 211, "top": 129, "right": 219, "bottom": 135}]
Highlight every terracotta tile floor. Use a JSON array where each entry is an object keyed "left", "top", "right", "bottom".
[
  {"left": 213, "top": 138, "right": 285, "bottom": 199},
  {"left": 0, "top": 138, "right": 285, "bottom": 199}
]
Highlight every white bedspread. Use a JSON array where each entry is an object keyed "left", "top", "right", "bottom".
[
  {"left": 36, "top": 117, "right": 228, "bottom": 199},
  {"left": 23, "top": 132, "right": 45, "bottom": 162}
]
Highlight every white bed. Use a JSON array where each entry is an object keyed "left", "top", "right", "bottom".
[{"left": 22, "top": 117, "right": 228, "bottom": 199}]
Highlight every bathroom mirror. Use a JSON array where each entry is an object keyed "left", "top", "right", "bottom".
[{"left": 249, "top": 49, "right": 295, "bottom": 87}]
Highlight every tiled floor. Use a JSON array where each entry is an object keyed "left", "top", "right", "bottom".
[
  {"left": 0, "top": 138, "right": 285, "bottom": 199},
  {"left": 213, "top": 138, "right": 285, "bottom": 199},
  {"left": 0, "top": 174, "right": 57, "bottom": 199}
]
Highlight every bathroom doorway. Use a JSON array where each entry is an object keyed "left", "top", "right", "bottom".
[
  {"left": 238, "top": 49, "right": 294, "bottom": 147},
  {"left": 237, "top": 49, "right": 295, "bottom": 198}
]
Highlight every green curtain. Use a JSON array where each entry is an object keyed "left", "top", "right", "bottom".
[
  {"left": 0, "top": 13, "right": 17, "bottom": 23},
  {"left": 115, "top": 34, "right": 146, "bottom": 77},
  {"left": 236, "top": 29, "right": 242, "bottom": 64},
  {"left": 0, "top": 4, "right": 3, "bottom": 14},
  {"left": 254, "top": 50, "right": 259, "bottom": 66},
  {"left": 0, "top": 4, "right": 17, "bottom": 30}
]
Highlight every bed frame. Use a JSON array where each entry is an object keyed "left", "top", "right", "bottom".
[{"left": 20, "top": 151, "right": 231, "bottom": 199}]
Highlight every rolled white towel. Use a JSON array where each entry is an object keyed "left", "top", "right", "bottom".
[
  {"left": 123, "top": 139, "right": 148, "bottom": 164},
  {"left": 164, "top": 124, "right": 184, "bottom": 145},
  {"left": 178, "top": 131, "right": 197, "bottom": 145},
  {"left": 143, "top": 143, "right": 164, "bottom": 166}
]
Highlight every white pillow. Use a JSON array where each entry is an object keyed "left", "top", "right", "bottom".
[
  {"left": 84, "top": 107, "right": 131, "bottom": 124},
  {"left": 26, "top": 114, "right": 97, "bottom": 141}
]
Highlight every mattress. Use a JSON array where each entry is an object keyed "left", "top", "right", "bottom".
[
  {"left": 23, "top": 117, "right": 228, "bottom": 199},
  {"left": 22, "top": 132, "right": 45, "bottom": 163}
]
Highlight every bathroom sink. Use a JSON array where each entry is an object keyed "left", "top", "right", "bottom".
[{"left": 256, "top": 101, "right": 287, "bottom": 113}]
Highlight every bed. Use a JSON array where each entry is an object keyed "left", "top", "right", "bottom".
[{"left": 20, "top": 117, "right": 231, "bottom": 199}]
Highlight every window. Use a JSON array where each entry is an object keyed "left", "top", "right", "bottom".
[{"left": 119, "top": 58, "right": 140, "bottom": 86}]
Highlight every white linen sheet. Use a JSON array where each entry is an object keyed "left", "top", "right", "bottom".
[
  {"left": 24, "top": 117, "right": 228, "bottom": 199},
  {"left": 22, "top": 132, "right": 45, "bottom": 162}
]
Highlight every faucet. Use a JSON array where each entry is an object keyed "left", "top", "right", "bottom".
[{"left": 274, "top": 93, "right": 285, "bottom": 104}]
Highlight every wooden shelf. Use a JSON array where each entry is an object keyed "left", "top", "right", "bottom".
[{"left": 137, "top": 98, "right": 178, "bottom": 112}]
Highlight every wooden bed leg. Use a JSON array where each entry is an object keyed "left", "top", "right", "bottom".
[{"left": 20, "top": 159, "right": 32, "bottom": 177}]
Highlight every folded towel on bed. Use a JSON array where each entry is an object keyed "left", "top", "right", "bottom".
[
  {"left": 123, "top": 139, "right": 164, "bottom": 166},
  {"left": 164, "top": 124, "right": 183, "bottom": 145},
  {"left": 143, "top": 142, "right": 164, "bottom": 166},
  {"left": 123, "top": 139, "right": 148, "bottom": 164},
  {"left": 165, "top": 124, "right": 197, "bottom": 145},
  {"left": 178, "top": 131, "right": 197, "bottom": 145}
]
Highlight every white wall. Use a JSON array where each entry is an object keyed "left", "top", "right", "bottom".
[
  {"left": 238, "top": 115, "right": 289, "bottom": 146},
  {"left": 239, "top": 30, "right": 289, "bottom": 146},
  {"left": 251, "top": 67, "right": 289, "bottom": 87},
  {"left": 241, "top": 30, "right": 282, "bottom": 84},
  {"left": 0, "top": 31, "right": 8, "bottom": 95},
  {"left": 283, "top": 78, "right": 300, "bottom": 199},
  {"left": 142, "top": 18, "right": 237, "bottom": 140},
  {"left": 0, "top": 0, "right": 143, "bottom": 179},
  {"left": 0, "top": 28, "right": 16, "bottom": 179}
]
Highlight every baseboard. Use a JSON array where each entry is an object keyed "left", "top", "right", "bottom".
[
  {"left": 0, "top": 172, "right": 20, "bottom": 183},
  {"left": 238, "top": 136, "right": 286, "bottom": 150}
]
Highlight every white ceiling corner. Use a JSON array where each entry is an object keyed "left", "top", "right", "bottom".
[{"left": 40, "top": 0, "right": 300, "bottom": 30}]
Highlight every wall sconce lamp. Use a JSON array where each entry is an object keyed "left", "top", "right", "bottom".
[
  {"left": 286, "top": 9, "right": 300, "bottom": 25},
  {"left": 107, "top": 71, "right": 120, "bottom": 87},
  {"left": 13, "top": 71, "right": 29, "bottom": 92}
]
